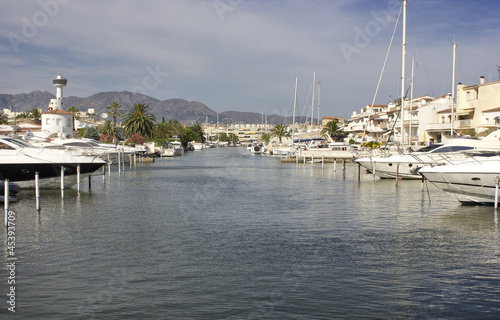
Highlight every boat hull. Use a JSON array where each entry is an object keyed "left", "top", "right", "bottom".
[
  {"left": 0, "top": 162, "right": 105, "bottom": 189},
  {"left": 419, "top": 160, "right": 500, "bottom": 205}
]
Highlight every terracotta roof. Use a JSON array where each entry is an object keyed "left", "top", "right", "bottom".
[
  {"left": 462, "top": 79, "right": 500, "bottom": 90},
  {"left": 483, "top": 107, "right": 500, "bottom": 113},
  {"left": 42, "top": 109, "right": 73, "bottom": 115}
]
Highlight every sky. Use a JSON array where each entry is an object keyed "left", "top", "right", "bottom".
[{"left": 1, "top": 0, "right": 500, "bottom": 119}]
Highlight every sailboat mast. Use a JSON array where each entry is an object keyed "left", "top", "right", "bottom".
[
  {"left": 317, "top": 82, "right": 321, "bottom": 128},
  {"left": 451, "top": 42, "right": 456, "bottom": 136},
  {"left": 311, "top": 70, "right": 316, "bottom": 140},
  {"left": 400, "top": 0, "right": 407, "bottom": 146},
  {"left": 409, "top": 56, "right": 415, "bottom": 146},
  {"left": 293, "top": 76, "right": 298, "bottom": 147}
]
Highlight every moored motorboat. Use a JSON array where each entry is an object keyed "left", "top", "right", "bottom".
[
  {"left": 419, "top": 155, "right": 500, "bottom": 205},
  {"left": 0, "top": 135, "right": 106, "bottom": 188},
  {"left": 356, "top": 130, "right": 500, "bottom": 179}
]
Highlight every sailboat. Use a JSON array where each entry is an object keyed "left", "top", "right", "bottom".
[{"left": 354, "top": 1, "right": 485, "bottom": 179}]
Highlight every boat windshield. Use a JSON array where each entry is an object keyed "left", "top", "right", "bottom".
[
  {"left": 429, "top": 146, "right": 474, "bottom": 153},
  {"left": 2, "top": 137, "right": 33, "bottom": 148},
  {"left": 414, "top": 144, "right": 443, "bottom": 152}
]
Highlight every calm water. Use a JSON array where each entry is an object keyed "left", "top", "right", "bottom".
[{"left": 2, "top": 147, "right": 500, "bottom": 319}]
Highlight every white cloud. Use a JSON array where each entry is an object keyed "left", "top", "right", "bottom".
[{"left": 1, "top": 0, "right": 500, "bottom": 118}]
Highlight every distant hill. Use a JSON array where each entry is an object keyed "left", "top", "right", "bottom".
[{"left": 0, "top": 91, "right": 308, "bottom": 125}]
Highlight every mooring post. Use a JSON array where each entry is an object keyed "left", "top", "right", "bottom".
[
  {"left": 118, "top": 151, "right": 122, "bottom": 174},
  {"left": 122, "top": 149, "right": 125, "bottom": 171},
  {"left": 76, "top": 164, "right": 81, "bottom": 192},
  {"left": 322, "top": 156, "right": 324, "bottom": 169},
  {"left": 4, "top": 179, "right": 9, "bottom": 227},
  {"left": 343, "top": 159, "right": 346, "bottom": 172},
  {"left": 396, "top": 164, "right": 399, "bottom": 186},
  {"left": 373, "top": 160, "right": 376, "bottom": 180},
  {"left": 358, "top": 163, "right": 361, "bottom": 181},
  {"left": 60, "top": 166, "right": 65, "bottom": 199},
  {"left": 334, "top": 159, "right": 336, "bottom": 172},
  {"left": 88, "top": 175, "right": 92, "bottom": 190},
  {"left": 495, "top": 177, "right": 499, "bottom": 209},
  {"left": 35, "top": 172, "right": 40, "bottom": 211}
]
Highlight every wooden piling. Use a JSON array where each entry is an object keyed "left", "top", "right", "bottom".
[{"left": 35, "top": 172, "right": 40, "bottom": 211}]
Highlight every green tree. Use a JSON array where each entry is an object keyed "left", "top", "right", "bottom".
[
  {"left": 261, "top": 132, "right": 271, "bottom": 144},
  {"left": 166, "top": 119, "right": 184, "bottom": 138},
  {"left": 190, "top": 122, "right": 205, "bottom": 142},
  {"left": 98, "top": 119, "right": 121, "bottom": 139},
  {"left": 321, "top": 120, "right": 345, "bottom": 141},
  {"left": 154, "top": 117, "right": 169, "bottom": 139},
  {"left": 271, "top": 124, "right": 291, "bottom": 143},
  {"left": 0, "top": 111, "right": 8, "bottom": 124},
  {"left": 29, "top": 108, "right": 41, "bottom": 118},
  {"left": 83, "top": 126, "right": 100, "bottom": 140},
  {"left": 14, "top": 111, "right": 30, "bottom": 124},
  {"left": 67, "top": 106, "right": 81, "bottom": 119},
  {"left": 107, "top": 100, "right": 122, "bottom": 125},
  {"left": 122, "top": 103, "right": 157, "bottom": 138}
]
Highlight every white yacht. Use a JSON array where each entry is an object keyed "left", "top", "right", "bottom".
[
  {"left": 29, "top": 137, "right": 140, "bottom": 164},
  {"left": 419, "top": 155, "right": 500, "bottom": 205},
  {"left": 355, "top": 130, "right": 500, "bottom": 179},
  {"left": 161, "top": 141, "right": 184, "bottom": 157},
  {"left": 0, "top": 136, "right": 106, "bottom": 188}
]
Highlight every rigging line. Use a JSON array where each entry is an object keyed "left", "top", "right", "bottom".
[
  {"left": 407, "top": 11, "right": 434, "bottom": 97},
  {"left": 282, "top": 86, "right": 296, "bottom": 127},
  {"left": 362, "top": 1, "right": 403, "bottom": 141},
  {"left": 407, "top": 1, "right": 453, "bottom": 44},
  {"left": 296, "top": 78, "right": 309, "bottom": 122},
  {"left": 455, "top": 46, "right": 469, "bottom": 86},
  {"left": 440, "top": 48, "right": 453, "bottom": 97}
]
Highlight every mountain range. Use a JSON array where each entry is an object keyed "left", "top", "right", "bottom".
[{"left": 0, "top": 91, "right": 309, "bottom": 125}]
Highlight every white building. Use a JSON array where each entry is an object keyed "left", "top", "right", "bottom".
[{"left": 40, "top": 73, "right": 75, "bottom": 138}]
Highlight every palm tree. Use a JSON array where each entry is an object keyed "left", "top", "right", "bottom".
[
  {"left": 191, "top": 122, "right": 205, "bottom": 142},
  {"left": 165, "top": 119, "right": 184, "bottom": 138},
  {"left": 0, "top": 111, "right": 7, "bottom": 125},
  {"left": 29, "top": 108, "right": 41, "bottom": 119},
  {"left": 107, "top": 100, "right": 122, "bottom": 125},
  {"left": 67, "top": 106, "right": 80, "bottom": 119},
  {"left": 98, "top": 119, "right": 121, "bottom": 139},
  {"left": 15, "top": 112, "right": 30, "bottom": 124},
  {"left": 271, "top": 124, "right": 291, "bottom": 143},
  {"left": 261, "top": 132, "right": 271, "bottom": 144},
  {"left": 154, "top": 117, "right": 168, "bottom": 139},
  {"left": 122, "top": 103, "right": 157, "bottom": 138},
  {"left": 321, "top": 120, "right": 345, "bottom": 141}
]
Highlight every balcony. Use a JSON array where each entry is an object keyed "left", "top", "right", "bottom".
[{"left": 457, "top": 119, "right": 471, "bottom": 128}]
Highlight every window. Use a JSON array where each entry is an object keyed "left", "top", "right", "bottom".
[
  {"left": 46, "top": 118, "right": 50, "bottom": 125},
  {"left": 56, "top": 118, "right": 61, "bottom": 126},
  {"left": 0, "top": 142, "right": 14, "bottom": 150}
]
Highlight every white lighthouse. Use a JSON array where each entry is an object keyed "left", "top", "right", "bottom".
[
  {"left": 41, "top": 73, "right": 74, "bottom": 138},
  {"left": 48, "top": 72, "right": 67, "bottom": 111}
]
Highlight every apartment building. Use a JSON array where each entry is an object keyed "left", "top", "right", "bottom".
[{"left": 345, "top": 76, "right": 500, "bottom": 145}]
